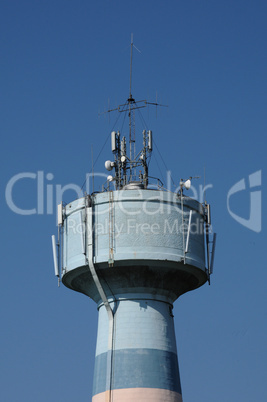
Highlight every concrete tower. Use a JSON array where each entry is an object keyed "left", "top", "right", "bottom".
[{"left": 52, "top": 44, "right": 216, "bottom": 402}]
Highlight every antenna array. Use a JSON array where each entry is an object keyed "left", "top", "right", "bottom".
[{"left": 103, "top": 35, "right": 167, "bottom": 189}]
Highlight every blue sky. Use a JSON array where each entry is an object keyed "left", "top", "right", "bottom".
[{"left": 1, "top": 1, "right": 266, "bottom": 401}]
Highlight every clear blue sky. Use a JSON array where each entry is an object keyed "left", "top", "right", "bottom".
[{"left": 1, "top": 1, "right": 266, "bottom": 401}]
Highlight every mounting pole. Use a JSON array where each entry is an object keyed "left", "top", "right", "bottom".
[
  {"left": 129, "top": 33, "right": 133, "bottom": 99},
  {"left": 129, "top": 33, "right": 134, "bottom": 180}
]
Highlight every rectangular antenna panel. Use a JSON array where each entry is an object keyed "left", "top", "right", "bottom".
[
  {"left": 51, "top": 235, "right": 59, "bottom": 277},
  {"left": 185, "top": 210, "right": 192, "bottom": 253},
  {"left": 210, "top": 233, "right": 217, "bottom": 274},
  {"left": 121, "top": 137, "right": 126, "bottom": 155},
  {"left": 57, "top": 203, "right": 63, "bottom": 226},
  {"left": 111, "top": 131, "right": 117, "bottom": 152},
  {"left": 148, "top": 130, "right": 153, "bottom": 151},
  {"left": 206, "top": 204, "right": 211, "bottom": 225}
]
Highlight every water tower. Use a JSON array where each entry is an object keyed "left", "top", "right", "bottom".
[{"left": 52, "top": 42, "right": 216, "bottom": 402}]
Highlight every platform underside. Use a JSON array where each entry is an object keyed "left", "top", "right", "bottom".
[{"left": 62, "top": 260, "right": 207, "bottom": 303}]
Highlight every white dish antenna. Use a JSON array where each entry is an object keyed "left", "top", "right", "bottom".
[
  {"left": 183, "top": 179, "right": 191, "bottom": 190},
  {"left": 105, "top": 160, "right": 115, "bottom": 171},
  {"left": 180, "top": 178, "right": 191, "bottom": 191}
]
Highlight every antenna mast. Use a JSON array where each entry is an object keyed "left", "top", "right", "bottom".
[
  {"left": 129, "top": 33, "right": 133, "bottom": 99},
  {"left": 128, "top": 33, "right": 135, "bottom": 180},
  {"left": 103, "top": 35, "right": 167, "bottom": 190}
]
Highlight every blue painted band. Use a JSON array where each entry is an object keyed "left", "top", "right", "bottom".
[{"left": 93, "top": 348, "right": 181, "bottom": 396}]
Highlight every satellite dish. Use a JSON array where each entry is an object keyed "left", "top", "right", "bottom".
[
  {"left": 107, "top": 175, "right": 114, "bottom": 182},
  {"left": 105, "top": 160, "right": 114, "bottom": 171},
  {"left": 184, "top": 179, "right": 191, "bottom": 190}
]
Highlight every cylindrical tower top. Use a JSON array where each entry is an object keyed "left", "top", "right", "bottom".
[{"left": 61, "top": 188, "right": 208, "bottom": 304}]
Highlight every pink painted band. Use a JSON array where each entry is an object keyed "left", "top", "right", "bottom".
[{"left": 92, "top": 388, "right": 183, "bottom": 402}]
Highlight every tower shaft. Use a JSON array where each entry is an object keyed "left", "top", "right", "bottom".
[{"left": 93, "top": 293, "right": 182, "bottom": 402}]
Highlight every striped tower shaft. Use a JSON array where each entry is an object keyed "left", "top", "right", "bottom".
[{"left": 93, "top": 293, "right": 182, "bottom": 402}]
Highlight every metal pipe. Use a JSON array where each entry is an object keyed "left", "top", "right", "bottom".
[{"left": 86, "top": 203, "right": 114, "bottom": 402}]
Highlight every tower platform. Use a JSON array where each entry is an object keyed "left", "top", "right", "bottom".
[{"left": 62, "top": 189, "right": 207, "bottom": 302}]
